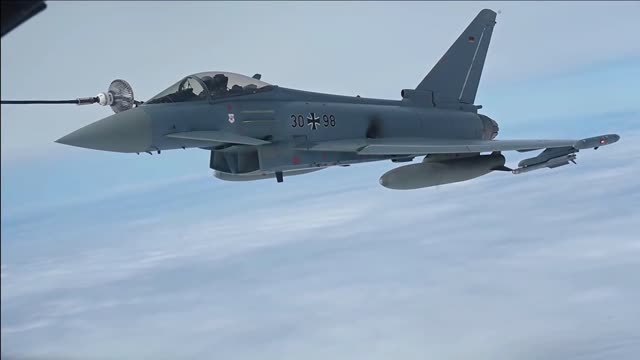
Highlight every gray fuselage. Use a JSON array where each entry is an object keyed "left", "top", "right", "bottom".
[{"left": 133, "top": 86, "right": 492, "bottom": 176}]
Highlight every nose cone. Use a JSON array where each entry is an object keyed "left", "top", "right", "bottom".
[{"left": 56, "top": 108, "right": 152, "bottom": 153}]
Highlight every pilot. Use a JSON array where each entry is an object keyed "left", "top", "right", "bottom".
[{"left": 206, "top": 74, "right": 229, "bottom": 96}]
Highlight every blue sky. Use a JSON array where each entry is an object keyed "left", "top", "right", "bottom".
[{"left": 1, "top": 2, "right": 640, "bottom": 359}]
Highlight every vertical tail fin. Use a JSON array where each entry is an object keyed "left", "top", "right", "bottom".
[{"left": 416, "top": 9, "right": 497, "bottom": 105}]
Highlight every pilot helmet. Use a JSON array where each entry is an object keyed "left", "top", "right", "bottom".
[{"left": 212, "top": 74, "right": 229, "bottom": 88}]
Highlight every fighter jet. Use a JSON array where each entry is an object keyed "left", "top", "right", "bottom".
[{"left": 32, "top": 9, "right": 623, "bottom": 189}]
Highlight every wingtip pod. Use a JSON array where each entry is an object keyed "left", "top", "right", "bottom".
[
  {"left": 574, "top": 134, "right": 620, "bottom": 150},
  {"left": 512, "top": 134, "right": 621, "bottom": 175}
]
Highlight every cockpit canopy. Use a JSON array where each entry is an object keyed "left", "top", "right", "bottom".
[{"left": 145, "top": 71, "right": 273, "bottom": 104}]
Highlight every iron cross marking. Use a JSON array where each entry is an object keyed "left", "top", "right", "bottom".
[{"left": 307, "top": 112, "right": 320, "bottom": 130}]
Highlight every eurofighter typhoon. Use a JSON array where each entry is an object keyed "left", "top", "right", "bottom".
[{"left": 38, "top": 9, "right": 620, "bottom": 189}]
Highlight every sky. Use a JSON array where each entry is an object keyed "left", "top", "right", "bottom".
[{"left": 1, "top": 1, "right": 640, "bottom": 359}]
